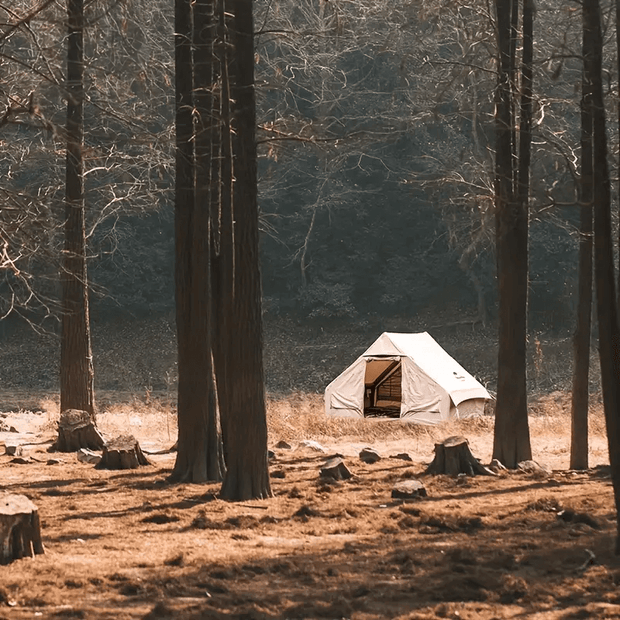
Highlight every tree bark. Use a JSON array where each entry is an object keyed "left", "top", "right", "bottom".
[
  {"left": 426, "top": 436, "right": 495, "bottom": 476},
  {"left": 617, "top": 0, "right": 620, "bottom": 299},
  {"left": 97, "top": 435, "right": 151, "bottom": 470},
  {"left": 0, "top": 495, "right": 44, "bottom": 565},
  {"left": 211, "top": 0, "right": 235, "bottom": 470},
  {"left": 570, "top": 15, "right": 595, "bottom": 471},
  {"left": 585, "top": 0, "right": 620, "bottom": 554},
  {"left": 61, "top": 0, "right": 95, "bottom": 417},
  {"left": 218, "top": 0, "right": 272, "bottom": 500},
  {"left": 53, "top": 408, "right": 105, "bottom": 452},
  {"left": 171, "top": 0, "right": 225, "bottom": 483},
  {"left": 492, "top": 0, "right": 532, "bottom": 468}
]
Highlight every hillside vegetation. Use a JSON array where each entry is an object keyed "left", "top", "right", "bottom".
[{"left": 1, "top": 0, "right": 597, "bottom": 347}]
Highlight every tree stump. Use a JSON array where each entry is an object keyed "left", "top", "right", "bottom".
[
  {"left": 0, "top": 494, "right": 44, "bottom": 564},
  {"left": 425, "top": 436, "right": 495, "bottom": 476},
  {"left": 320, "top": 457, "right": 352, "bottom": 481},
  {"left": 359, "top": 447, "right": 381, "bottom": 464},
  {"left": 392, "top": 479, "right": 427, "bottom": 499},
  {"left": 96, "top": 435, "right": 151, "bottom": 470},
  {"left": 52, "top": 409, "right": 105, "bottom": 452},
  {"left": 5, "top": 443, "right": 22, "bottom": 456}
]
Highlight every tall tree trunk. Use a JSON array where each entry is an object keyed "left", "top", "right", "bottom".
[
  {"left": 61, "top": 0, "right": 95, "bottom": 417},
  {"left": 211, "top": 0, "right": 235, "bottom": 470},
  {"left": 617, "top": 0, "right": 620, "bottom": 298},
  {"left": 570, "top": 15, "right": 595, "bottom": 471},
  {"left": 509, "top": 0, "right": 519, "bottom": 189},
  {"left": 218, "top": 0, "right": 272, "bottom": 501},
  {"left": 585, "top": 0, "right": 620, "bottom": 554},
  {"left": 492, "top": 0, "right": 532, "bottom": 468},
  {"left": 171, "top": 0, "right": 225, "bottom": 483}
]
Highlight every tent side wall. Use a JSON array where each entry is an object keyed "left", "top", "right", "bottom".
[
  {"left": 453, "top": 398, "right": 487, "bottom": 418},
  {"left": 399, "top": 356, "right": 451, "bottom": 424},
  {"left": 324, "top": 356, "right": 366, "bottom": 418}
]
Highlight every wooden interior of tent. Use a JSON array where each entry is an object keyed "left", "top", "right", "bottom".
[{"left": 363, "top": 358, "right": 402, "bottom": 418}]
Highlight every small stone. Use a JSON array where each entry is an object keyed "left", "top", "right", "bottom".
[
  {"left": 391, "top": 453, "right": 413, "bottom": 461},
  {"left": 359, "top": 447, "right": 381, "bottom": 464},
  {"left": 270, "top": 469, "right": 286, "bottom": 479},
  {"left": 0, "top": 421, "right": 18, "bottom": 433},
  {"left": 392, "top": 479, "right": 427, "bottom": 500},
  {"left": 10, "top": 456, "right": 32, "bottom": 465},
  {"left": 517, "top": 460, "right": 551, "bottom": 478},
  {"left": 275, "top": 440, "right": 292, "bottom": 449}
]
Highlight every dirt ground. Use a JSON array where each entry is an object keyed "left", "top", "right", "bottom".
[{"left": 0, "top": 391, "right": 619, "bottom": 620}]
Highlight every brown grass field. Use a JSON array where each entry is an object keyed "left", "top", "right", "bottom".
[{"left": 0, "top": 390, "right": 619, "bottom": 620}]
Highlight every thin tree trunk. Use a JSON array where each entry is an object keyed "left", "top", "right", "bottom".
[
  {"left": 219, "top": 0, "right": 272, "bottom": 500},
  {"left": 570, "top": 15, "right": 594, "bottom": 471},
  {"left": 585, "top": 0, "right": 620, "bottom": 554},
  {"left": 61, "top": 0, "right": 95, "bottom": 417},
  {"left": 492, "top": 0, "right": 532, "bottom": 468},
  {"left": 171, "top": 0, "right": 224, "bottom": 483}
]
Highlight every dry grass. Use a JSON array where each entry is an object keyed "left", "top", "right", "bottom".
[
  {"left": 31, "top": 391, "right": 178, "bottom": 447},
  {"left": 6, "top": 389, "right": 609, "bottom": 460},
  {"left": 266, "top": 392, "right": 431, "bottom": 444},
  {"left": 265, "top": 390, "right": 609, "bottom": 454}
]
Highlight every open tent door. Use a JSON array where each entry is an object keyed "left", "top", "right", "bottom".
[{"left": 363, "top": 356, "right": 403, "bottom": 418}]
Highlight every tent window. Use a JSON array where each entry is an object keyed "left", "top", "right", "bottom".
[{"left": 364, "top": 358, "right": 402, "bottom": 418}]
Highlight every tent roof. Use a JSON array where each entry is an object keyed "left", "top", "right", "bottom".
[{"left": 362, "top": 332, "right": 490, "bottom": 406}]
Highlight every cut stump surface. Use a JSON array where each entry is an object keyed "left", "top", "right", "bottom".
[
  {"left": 392, "top": 479, "right": 427, "bottom": 499},
  {"left": 0, "top": 494, "right": 44, "bottom": 564},
  {"left": 320, "top": 457, "right": 352, "bottom": 481},
  {"left": 425, "top": 436, "right": 495, "bottom": 476},
  {"left": 97, "top": 435, "right": 151, "bottom": 470}
]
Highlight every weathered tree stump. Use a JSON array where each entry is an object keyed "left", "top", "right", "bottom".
[
  {"left": 425, "top": 436, "right": 495, "bottom": 476},
  {"left": 359, "top": 447, "right": 381, "bottom": 464},
  {"left": 320, "top": 457, "right": 352, "bottom": 481},
  {"left": 0, "top": 494, "right": 44, "bottom": 564},
  {"left": 5, "top": 443, "right": 22, "bottom": 456},
  {"left": 392, "top": 479, "right": 427, "bottom": 499},
  {"left": 52, "top": 409, "right": 105, "bottom": 452},
  {"left": 96, "top": 435, "right": 151, "bottom": 470}
]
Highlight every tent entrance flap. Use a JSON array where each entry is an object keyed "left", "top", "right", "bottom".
[{"left": 363, "top": 357, "right": 402, "bottom": 418}]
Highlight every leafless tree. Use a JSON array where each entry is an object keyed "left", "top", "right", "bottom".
[
  {"left": 492, "top": 0, "right": 533, "bottom": 468},
  {"left": 171, "top": 0, "right": 225, "bottom": 483}
]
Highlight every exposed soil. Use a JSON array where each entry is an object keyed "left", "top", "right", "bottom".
[{"left": 0, "top": 391, "right": 618, "bottom": 620}]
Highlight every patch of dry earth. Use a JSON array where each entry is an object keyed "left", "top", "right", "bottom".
[{"left": 0, "top": 393, "right": 617, "bottom": 620}]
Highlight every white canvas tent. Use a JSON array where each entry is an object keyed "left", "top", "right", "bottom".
[{"left": 324, "top": 332, "right": 491, "bottom": 425}]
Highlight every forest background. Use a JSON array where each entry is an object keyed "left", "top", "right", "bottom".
[{"left": 0, "top": 0, "right": 602, "bottom": 398}]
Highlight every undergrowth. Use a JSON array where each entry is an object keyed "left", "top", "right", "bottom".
[{"left": 4, "top": 389, "right": 607, "bottom": 449}]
